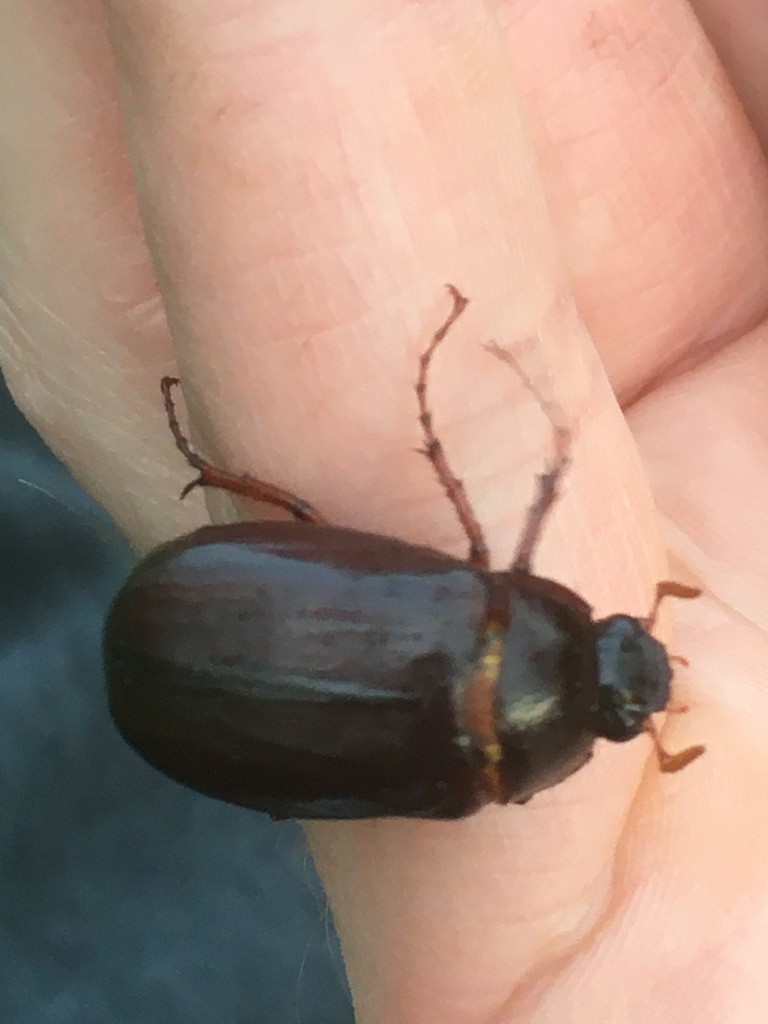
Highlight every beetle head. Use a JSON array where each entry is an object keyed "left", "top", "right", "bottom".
[
  {"left": 591, "top": 614, "right": 671, "bottom": 742},
  {"left": 591, "top": 612, "right": 706, "bottom": 772}
]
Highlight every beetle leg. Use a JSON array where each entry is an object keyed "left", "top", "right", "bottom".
[
  {"left": 643, "top": 581, "right": 702, "bottom": 631},
  {"left": 508, "top": 435, "right": 569, "bottom": 573},
  {"left": 644, "top": 717, "right": 705, "bottom": 773},
  {"left": 484, "top": 343, "right": 572, "bottom": 573},
  {"left": 415, "top": 286, "right": 490, "bottom": 570},
  {"left": 160, "top": 377, "right": 328, "bottom": 524}
]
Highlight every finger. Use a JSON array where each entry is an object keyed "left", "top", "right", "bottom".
[
  {"left": 101, "top": 0, "right": 664, "bottom": 601},
  {"left": 523, "top": 332, "right": 768, "bottom": 1018},
  {"left": 689, "top": 0, "right": 768, "bottom": 154},
  {"left": 104, "top": 1, "right": 585, "bottom": 552},
  {"left": 0, "top": 0, "right": 199, "bottom": 546},
  {"left": 498, "top": 0, "right": 768, "bottom": 403},
  {"left": 103, "top": 3, "right": 666, "bottom": 1022},
  {"left": 493, "top": 2, "right": 768, "bottom": 1012}
]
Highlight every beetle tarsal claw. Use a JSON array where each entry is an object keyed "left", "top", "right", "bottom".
[{"left": 644, "top": 717, "right": 706, "bottom": 774}]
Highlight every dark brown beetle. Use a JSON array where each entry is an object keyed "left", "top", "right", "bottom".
[{"left": 104, "top": 287, "right": 704, "bottom": 819}]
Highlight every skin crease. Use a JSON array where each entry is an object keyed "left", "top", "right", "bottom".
[{"left": 1, "top": 0, "right": 768, "bottom": 1021}]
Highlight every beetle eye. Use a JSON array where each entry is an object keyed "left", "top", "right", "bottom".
[{"left": 592, "top": 615, "right": 672, "bottom": 742}]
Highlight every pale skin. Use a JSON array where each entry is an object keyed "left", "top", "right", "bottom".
[{"left": 2, "top": 1, "right": 768, "bottom": 1021}]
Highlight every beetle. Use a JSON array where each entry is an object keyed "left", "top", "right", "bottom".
[{"left": 104, "top": 286, "right": 704, "bottom": 819}]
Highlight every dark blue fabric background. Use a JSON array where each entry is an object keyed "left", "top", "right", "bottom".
[{"left": 0, "top": 376, "right": 353, "bottom": 1024}]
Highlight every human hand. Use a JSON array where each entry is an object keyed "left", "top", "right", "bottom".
[{"left": 2, "top": 2, "right": 767, "bottom": 1021}]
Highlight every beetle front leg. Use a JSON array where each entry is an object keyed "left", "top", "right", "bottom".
[
  {"left": 484, "top": 342, "right": 571, "bottom": 573},
  {"left": 160, "top": 377, "right": 328, "bottom": 524},
  {"left": 508, "top": 430, "right": 570, "bottom": 573},
  {"left": 415, "top": 286, "right": 490, "bottom": 570}
]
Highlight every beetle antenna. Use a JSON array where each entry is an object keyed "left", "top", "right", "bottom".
[
  {"left": 484, "top": 342, "right": 571, "bottom": 573},
  {"left": 643, "top": 581, "right": 702, "bottom": 631},
  {"left": 415, "top": 285, "right": 490, "bottom": 570},
  {"left": 644, "top": 717, "right": 705, "bottom": 773}
]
